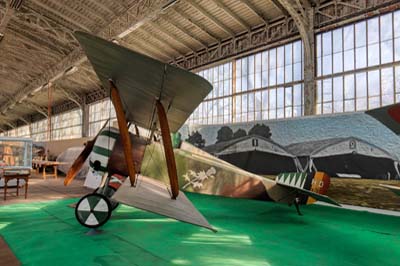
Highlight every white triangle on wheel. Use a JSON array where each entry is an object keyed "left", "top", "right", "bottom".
[
  {"left": 86, "top": 213, "right": 99, "bottom": 226},
  {"left": 77, "top": 198, "right": 91, "bottom": 211},
  {"left": 93, "top": 199, "right": 109, "bottom": 212}
]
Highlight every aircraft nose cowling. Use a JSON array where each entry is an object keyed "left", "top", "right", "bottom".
[{"left": 306, "top": 172, "right": 331, "bottom": 204}]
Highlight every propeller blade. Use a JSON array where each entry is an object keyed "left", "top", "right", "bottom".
[
  {"left": 64, "top": 139, "right": 96, "bottom": 186},
  {"left": 64, "top": 119, "right": 110, "bottom": 186}
]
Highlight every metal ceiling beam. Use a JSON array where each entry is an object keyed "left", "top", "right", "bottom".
[
  {"left": 7, "top": 29, "right": 65, "bottom": 58},
  {"left": 55, "top": 85, "right": 83, "bottom": 108},
  {"left": 17, "top": 5, "right": 77, "bottom": 45},
  {"left": 77, "top": 65, "right": 102, "bottom": 87},
  {"left": 3, "top": 43, "right": 59, "bottom": 65},
  {"left": 237, "top": 0, "right": 269, "bottom": 24},
  {"left": 18, "top": 116, "right": 30, "bottom": 125},
  {"left": 0, "top": 0, "right": 24, "bottom": 51},
  {"left": 84, "top": 0, "right": 118, "bottom": 17},
  {"left": 28, "top": 0, "right": 91, "bottom": 32},
  {"left": 0, "top": 52, "right": 44, "bottom": 70},
  {"left": 4, "top": 121, "right": 16, "bottom": 129},
  {"left": 136, "top": 26, "right": 182, "bottom": 57},
  {"left": 7, "top": 23, "right": 71, "bottom": 55},
  {"left": 212, "top": 0, "right": 250, "bottom": 31},
  {"left": 172, "top": 17, "right": 298, "bottom": 70},
  {"left": 0, "top": 63, "right": 36, "bottom": 82},
  {"left": 3, "top": 49, "right": 49, "bottom": 72},
  {"left": 68, "top": 1, "right": 109, "bottom": 25},
  {"left": 173, "top": 7, "right": 220, "bottom": 43},
  {"left": 120, "top": 39, "right": 168, "bottom": 61},
  {"left": 44, "top": 0, "right": 97, "bottom": 29},
  {"left": 187, "top": 0, "right": 235, "bottom": 36},
  {"left": 148, "top": 20, "right": 196, "bottom": 51},
  {"left": 162, "top": 16, "right": 208, "bottom": 48},
  {"left": 62, "top": 70, "right": 101, "bottom": 91},
  {"left": 0, "top": 0, "right": 15, "bottom": 34},
  {"left": 25, "top": 102, "right": 48, "bottom": 118},
  {"left": 9, "top": 19, "right": 73, "bottom": 53},
  {"left": 300, "top": 0, "right": 313, "bottom": 8},
  {"left": 270, "top": 0, "right": 290, "bottom": 17},
  {"left": 0, "top": 0, "right": 174, "bottom": 124}
]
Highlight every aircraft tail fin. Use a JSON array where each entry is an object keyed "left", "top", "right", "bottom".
[
  {"left": 276, "top": 182, "right": 341, "bottom": 206},
  {"left": 275, "top": 172, "right": 340, "bottom": 206}
]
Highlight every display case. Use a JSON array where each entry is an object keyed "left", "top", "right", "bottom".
[
  {"left": 0, "top": 137, "right": 32, "bottom": 187},
  {"left": 0, "top": 137, "right": 32, "bottom": 168}
]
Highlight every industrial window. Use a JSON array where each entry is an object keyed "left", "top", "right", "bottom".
[
  {"left": 187, "top": 40, "right": 304, "bottom": 125},
  {"left": 316, "top": 10, "right": 400, "bottom": 114},
  {"left": 1, "top": 125, "right": 30, "bottom": 138},
  {"left": 5, "top": 128, "right": 17, "bottom": 137},
  {"left": 51, "top": 109, "right": 82, "bottom": 140},
  {"left": 88, "top": 98, "right": 116, "bottom": 136},
  {"left": 31, "top": 119, "right": 48, "bottom": 141},
  {"left": 16, "top": 125, "right": 30, "bottom": 138}
]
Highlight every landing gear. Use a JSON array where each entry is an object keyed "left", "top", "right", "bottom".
[
  {"left": 75, "top": 193, "right": 112, "bottom": 228},
  {"left": 94, "top": 186, "right": 119, "bottom": 210},
  {"left": 294, "top": 196, "right": 302, "bottom": 216},
  {"left": 75, "top": 174, "right": 122, "bottom": 228}
]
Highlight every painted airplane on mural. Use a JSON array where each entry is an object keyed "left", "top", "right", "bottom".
[{"left": 63, "top": 31, "right": 400, "bottom": 231}]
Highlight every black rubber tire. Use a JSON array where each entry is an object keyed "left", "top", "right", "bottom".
[
  {"left": 94, "top": 186, "right": 119, "bottom": 210},
  {"left": 75, "top": 193, "right": 112, "bottom": 229}
]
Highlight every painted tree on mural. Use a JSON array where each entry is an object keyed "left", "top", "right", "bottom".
[
  {"left": 186, "top": 131, "right": 205, "bottom": 148},
  {"left": 248, "top": 124, "right": 272, "bottom": 139},
  {"left": 216, "top": 126, "right": 233, "bottom": 143},
  {"left": 233, "top": 128, "right": 247, "bottom": 139}
]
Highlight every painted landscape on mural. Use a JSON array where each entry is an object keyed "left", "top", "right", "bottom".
[{"left": 179, "top": 112, "right": 400, "bottom": 210}]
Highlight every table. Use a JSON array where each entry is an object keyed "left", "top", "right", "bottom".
[
  {"left": 1, "top": 168, "right": 30, "bottom": 201},
  {"left": 32, "top": 160, "right": 66, "bottom": 179}
]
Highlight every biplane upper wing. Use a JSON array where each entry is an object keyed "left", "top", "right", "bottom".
[
  {"left": 74, "top": 31, "right": 212, "bottom": 133},
  {"left": 365, "top": 103, "right": 400, "bottom": 135}
]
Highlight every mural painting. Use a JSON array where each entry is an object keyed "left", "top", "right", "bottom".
[{"left": 180, "top": 111, "right": 400, "bottom": 210}]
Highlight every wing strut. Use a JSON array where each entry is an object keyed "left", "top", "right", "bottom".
[
  {"left": 109, "top": 80, "right": 137, "bottom": 187},
  {"left": 155, "top": 100, "right": 179, "bottom": 199}
]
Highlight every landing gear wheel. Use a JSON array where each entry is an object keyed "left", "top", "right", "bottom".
[
  {"left": 294, "top": 196, "right": 302, "bottom": 216},
  {"left": 94, "top": 186, "right": 119, "bottom": 210},
  {"left": 75, "top": 193, "right": 112, "bottom": 228}
]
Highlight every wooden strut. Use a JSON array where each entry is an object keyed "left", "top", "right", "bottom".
[
  {"left": 109, "top": 80, "right": 137, "bottom": 187},
  {"left": 155, "top": 100, "right": 180, "bottom": 200}
]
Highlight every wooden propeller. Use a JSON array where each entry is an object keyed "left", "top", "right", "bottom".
[{"left": 64, "top": 120, "right": 110, "bottom": 186}]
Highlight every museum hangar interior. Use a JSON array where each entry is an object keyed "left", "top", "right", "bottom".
[{"left": 0, "top": 0, "right": 400, "bottom": 265}]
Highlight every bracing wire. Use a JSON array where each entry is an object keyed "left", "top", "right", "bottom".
[{"left": 140, "top": 66, "right": 172, "bottom": 194}]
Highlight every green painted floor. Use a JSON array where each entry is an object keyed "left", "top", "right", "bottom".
[{"left": 0, "top": 193, "right": 399, "bottom": 266}]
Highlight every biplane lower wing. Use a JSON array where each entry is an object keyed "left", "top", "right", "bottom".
[{"left": 112, "top": 175, "right": 216, "bottom": 232}]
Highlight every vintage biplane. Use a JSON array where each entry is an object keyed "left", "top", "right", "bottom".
[{"left": 64, "top": 32, "right": 341, "bottom": 230}]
